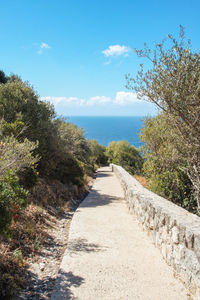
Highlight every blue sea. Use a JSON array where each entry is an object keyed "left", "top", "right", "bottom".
[{"left": 67, "top": 116, "right": 144, "bottom": 148}]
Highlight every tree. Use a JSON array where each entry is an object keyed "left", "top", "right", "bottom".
[
  {"left": 140, "top": 114, "right": 196, "bottom": 212},
  {"left": 0, "top": 70, "right": 8, "bottom": 84},
  {"left": 0, "top": 76, "right": 57, "bottom": 177},
  {"left": 0, "top": 170, "right": 28, "bottom": 234},
  {"left": 126, "top": 26, "right": 200, "bottom": 209},
  {"left": 0, "top": 135, "right": 38, "bottom": 178},
  {"left": 88, "top": 139, "right": 108, "bottom": 166},
  {"left": 57, "top": 120, "right": 91, "bottom": 164},
  {"left": 106, "top": 140, "right": 143, "bottom": 175},
  {"left": 0, "top": 121, "right": 38, "bottom": 234}
]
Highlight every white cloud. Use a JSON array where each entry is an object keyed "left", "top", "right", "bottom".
[
  {"left": 38, "top": 42, "right": 51, "bottom": 54},
  {"left": 41, "top": 92, "right": 141, "bottom": 108},
  {"left": 41, "top": 96, "right": 85, "bottom": 106},
  {"left": 115, "top": 91, "right": 139, "bottom": 105},
  {"left": 41, "top": 93, "right": 157, "bottom": 116},
  {"left": 40, "top": 42, "right": 51, "bottom": 49},
  {"left": 41, "top": 95, "right": 112, "bottom": 107},
  {"left": 87, "top": 96, "right": 112, "bottom": 106},
  {"left": 102, "top": 45, "right": 130, "bottom": 57}
]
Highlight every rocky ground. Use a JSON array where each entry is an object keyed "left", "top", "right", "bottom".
[{"left": 14, "top": 178, "right": 95, "bottom": 300}]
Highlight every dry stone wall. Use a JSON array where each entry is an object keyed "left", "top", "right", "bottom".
[{"left": 111, "top": 164, "right": 200, "bottom": 299}]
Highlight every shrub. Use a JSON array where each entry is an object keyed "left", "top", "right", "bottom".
[
  {"left": 17, "top": 167, "right": 38, "bottom": 189},
  {"left": 57, "top": 119, "right": 91, "bottom": 163},
  {"left": 0, "top": 135, "right": 38, "bottom": 178},
  {"left": 0, "top": 170, "right": 28, "bottom": 234},
  {"left": 106, "top": 140, "right": 143, "bottom": 175},
  {"left": 140, "top": 114, "right": 196, "bottom": 212},
  {"left": 88, "top": 139, "right": 108, "bottom": 167}
]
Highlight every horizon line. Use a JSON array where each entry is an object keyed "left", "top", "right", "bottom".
[{"left": 63, "top": 115, "right": 151, "bottom": 117}]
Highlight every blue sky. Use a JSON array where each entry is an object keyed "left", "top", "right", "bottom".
[{"left": 1, "top": 0, "right": 200, "bottom": 116}]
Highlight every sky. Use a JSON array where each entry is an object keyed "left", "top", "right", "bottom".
[{"left": 1, "top": 0, "right": 200, "bottom": 116}]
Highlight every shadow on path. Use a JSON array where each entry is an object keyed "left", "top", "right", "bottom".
[
  {"left": 68, "top": 238, "right": 107, "bottom": 254},
  {"left": 96, "top": 171, "right": 112, "bottom": 178},
  {"left": 80, "top": 189, "right": 121, "bottom": 208},
  {"left": 51, "top": 271, "right": 84, "bottom": 300}
]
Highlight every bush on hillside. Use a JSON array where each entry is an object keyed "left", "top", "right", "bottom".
[
  {"left": 0, "top": 134, "right": 38, "bottom": 178},
  {"left": 0, "top": 74, "right": 86, "bottom": 186},
  {"left": 57, "top": 120, "right": 91, "bottom": 163},
  {"left": 127, "top": 26, "right": 200, "bottom": 210},
  {"left": 0, "top": 171, "right": 28, "bottom": 234},
  {"left": 106, "top": 140, "right": 143, "bottom": 175},
  {"left": 140, "top": 114, "right": 196, "bottom": 212},
  {"left": 88, "top": 139, "right": 108, "bottom": 166}
]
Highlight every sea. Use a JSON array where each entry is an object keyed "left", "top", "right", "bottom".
[{"left": 67, "top": 116, "right": 144, "bottom": 148}]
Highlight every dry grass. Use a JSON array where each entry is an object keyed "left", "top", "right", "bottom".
[
  {"left": 134, "top": 175, "right": 149, "bottom": 189},
  {"left": 0, "top": 243, "right": 25, "bottom": 299},
  {"left": 0, "top": 178, "right": 88, "bottom": 299},
  {"left": 0, "top": 203, "right": 50, "bottom": 299}
]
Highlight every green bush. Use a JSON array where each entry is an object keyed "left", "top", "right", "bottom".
[
  {"left": 149, "top": 168, "right": 195, "bottom": 210},
  {"left": 57, "top": 119, "right": 91, "bottom": 163},
  {"left": 17, "top": 167, "right": 38, "bottom": 189},
  {"left": 0, "top": 135, "right": 38, "bottom": 178},
  {"left": 1, "top": 120, "right": 25, "bottom": 137},
  {"left": 43, "top": 150, "right": 84, "bottom": 186},
  {"left": 106, "top": 140, "right": 143, "bottom": 175},
  {"left": 0, "top": 170, "right": 28, "bottom": 234},
  {"left": 140, "top": 114, "right": 196, "bottom": 212},
  {"left": 88, "top": 139, "right": 108, "bottom": 167},
  {"left": 0, "top": 70, "right": 8, "bottom": 84}
]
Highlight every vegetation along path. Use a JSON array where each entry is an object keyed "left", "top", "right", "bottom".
[{"left": 51, "top": 166, "right": 191, "bottom": 300}]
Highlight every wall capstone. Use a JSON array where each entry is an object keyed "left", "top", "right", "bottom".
[{"left": 111, "top": 164, "right": 200, "bottom": 299}]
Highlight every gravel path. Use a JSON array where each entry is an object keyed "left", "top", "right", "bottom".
[{"left": 51, "top": 166, "right": 192, "bottom": 300}]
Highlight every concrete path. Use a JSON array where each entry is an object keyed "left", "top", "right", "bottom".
[{"left": 51, "top": 166, "right": 191, "bottom": 300}]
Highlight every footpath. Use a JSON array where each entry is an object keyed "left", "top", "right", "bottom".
[{"left": 51, "top": 166, "right": 191, "bottom": 300}]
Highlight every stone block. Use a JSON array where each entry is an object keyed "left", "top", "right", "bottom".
[
  {"left": 194, "top": 235, "right": 200, "bottom": 262},
  {"left": 172, "top": 226, "right": 179, "bottom": 244}
]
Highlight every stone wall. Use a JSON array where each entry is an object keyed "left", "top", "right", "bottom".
[{"left": 111, "top": 164, "right": 200, "bottom": 299}]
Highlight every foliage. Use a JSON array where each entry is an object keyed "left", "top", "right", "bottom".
[
  {"left": 17, "top": 167, "right": 38, "bottom": 189},
  {"left": 12, "top": 248, "right": 23, "bottom": 265},
  {"left": 0, "top": 76, "right": 86, "bottom": 185},
  {"left": 0, "top": 135, "right": 38, "bottom": 178},
  {"left": 46, "top": 150, "right": 84, "bottom": 185},
  {"left": 0, "top": 76, "right": 55, "bottom": 166},
  {"left": 0, "top": 70, "right": 8, "bottom": 84},
  {"left": 57, "top": 119, "right": 91, "bottom": 163},
  {"left": 140, "top": 114, "right": 196, "bottom": 212},
  {"left": 56, "top": 121, "right": 108, "bottom": 179},
  {"left": 106, "top": 140, "right": 143, "bottom": 175},
  {"left": 0, "top": 171, "right": 28, "bottom": 234},
  {"left": 0, "top": 77, "right": 50, "bottom": 124},
  {"left": 126, "top": 26, "right": 200, "bottom": 210},
  {"left": 1, "top": 119, "right": 25, "bottom": 137},
  {"left": 88, "top": 139, "right": 108, "bottom": 166}
]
